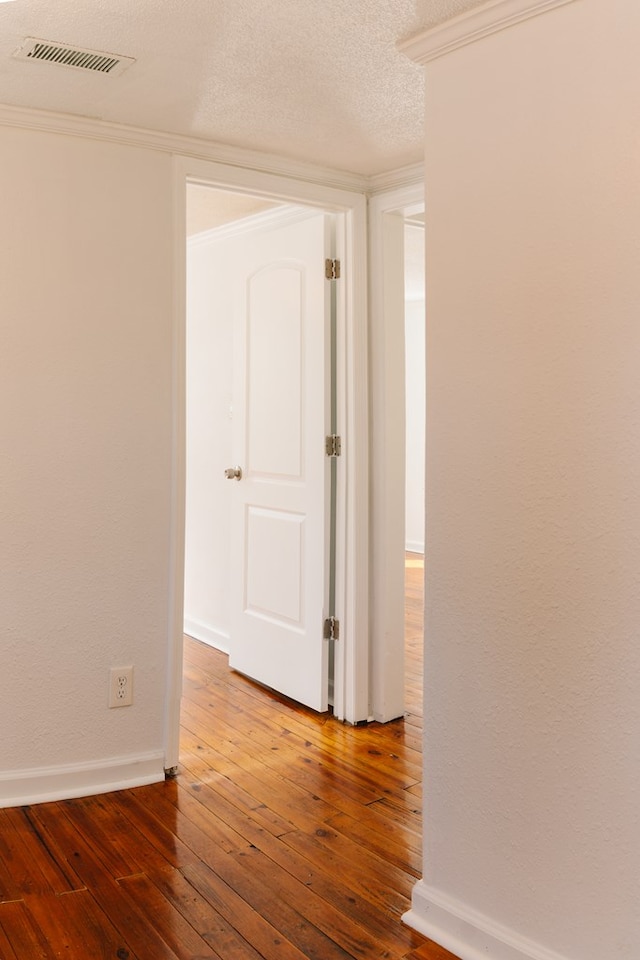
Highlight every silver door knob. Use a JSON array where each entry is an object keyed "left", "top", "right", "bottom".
[{"left": 224, "top": 466, "right": 242, "bottom": 481}]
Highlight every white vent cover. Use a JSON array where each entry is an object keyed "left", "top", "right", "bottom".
[{"left": 13, "top": 37, "right": 135, "bottom": 76}]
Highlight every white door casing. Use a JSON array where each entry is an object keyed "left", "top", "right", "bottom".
[
  {"left": 166, "top": 155, "right": 370, "bottom": 771},
  {"left": 228, "top": 212, "right": 332, "bottom": 711}
]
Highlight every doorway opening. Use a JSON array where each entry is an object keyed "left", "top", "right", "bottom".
[
  {"left": 402, "top": 208, "right": 425, "bottom": 727},
  {"left": 182, "top": 182, "right": 339, "bottom": 719},
  {"left": 367, "top": 185, "right": 425, "bottom": 725},
  {"left": 165, "top": 157, "right": 370, "bottom": 770}
]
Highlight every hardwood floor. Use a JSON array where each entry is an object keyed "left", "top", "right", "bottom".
[{"left": 0, "top": 554, "right": 459, "bottom": 960}]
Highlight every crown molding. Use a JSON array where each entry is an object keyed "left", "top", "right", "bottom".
[
  {"left": 398, "top": 0, "right": 578, "bottom": 65},
  {"left": 0, "top": 102, "right": 427, "bottom": 197},
  {"left": 0, "top": 102, "right": 368, "bottom": 194},
  {"left": 187, "top": 203, "right": 319, "bottom": 247},
  {"left": 368, "top": 162, "right": 424, "bottom": 196}
]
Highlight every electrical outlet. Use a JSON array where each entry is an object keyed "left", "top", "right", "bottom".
[{"left": 108, "top": 666, "right": 134, "bottom": 708}]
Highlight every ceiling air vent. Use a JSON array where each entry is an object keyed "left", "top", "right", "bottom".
[{"left": 13, "top": 37, "right": 135, "bottom": 76}]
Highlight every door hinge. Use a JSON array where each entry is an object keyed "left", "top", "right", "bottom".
[
  {"left": 325, "top": 434, "right": 341, "bottom": 457},
  {"left": 324, "top": 616, "right": 340, "bottom": 641},
  {"left": 325, "top": 258, "right": 341, "bottom": 280}
]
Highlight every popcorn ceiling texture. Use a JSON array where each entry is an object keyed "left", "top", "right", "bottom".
[{"left": 0, "top": 0, "right": 488, "bottom": 175}]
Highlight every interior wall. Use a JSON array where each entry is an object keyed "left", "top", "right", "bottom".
[
  {"left": 368, "top": 207, "right": 407, "bottom": 722},
  {"left": 406, "top": 1, "right": 640, "bottom": 959},
  {"left": 183, "top": 231, "right": 235, "bottom": 650},
  {"left": 0, "top": 125, "right": 173, "bottom": 803}
]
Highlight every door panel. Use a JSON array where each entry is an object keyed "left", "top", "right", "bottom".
[
  {"left": 247, "top": 266, "right": 303, "bottom": 478},
  {"left": 245, "top": 506, "right": 304, "bottom": 625},
  {"left": 229, "top": 212, "right": 331, "bottom": 711}
]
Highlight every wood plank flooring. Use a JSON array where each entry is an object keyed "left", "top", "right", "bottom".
[{"left": 0, "top": 553, "right": 460, "bottom": 960}]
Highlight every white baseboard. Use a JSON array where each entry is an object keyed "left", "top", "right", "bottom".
[
  {"left": 184, "top": 618, "right": 230, "bottom": 655},
  {"left": 0, "top": 751, "right": 165, "bottom": 809},
  {"left": 405, "top": 540, "right": 425, "bottom": 554},
  {"left": 403, "top": 882, "right": 571, "bottom": 960}
]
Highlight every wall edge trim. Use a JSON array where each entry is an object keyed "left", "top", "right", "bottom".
[
  {"left": 402, "top": 880, "right": 569, "bottom": 960},
  {"left": 184, "top": 620, "right": 231, "bottom": 655},
  {"left": 398, "top": 0, "right": 578, "bottom": 65},
  {"left": 0, "top": 751, "right": 165, "bottom": 809},
  {"left": 404, "top": 882, "right": 572, "bottom": 960},
  {"left": 405, "top": 540, "right": 425, "bottom": 554}
]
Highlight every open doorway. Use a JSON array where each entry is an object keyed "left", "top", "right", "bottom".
[
  {"left": 182, "top": 183, "right": 339, "bottom": 715},
  {"left": 403, "top": 209, "right": 425, "bottom": 727},
  {"left": 367, "top": 183, "right": 425, "bottom": 725},
  {"left": 164, "top": 157, "right": 370, "bottom": 770}
]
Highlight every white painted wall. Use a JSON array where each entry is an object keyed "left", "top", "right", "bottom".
[
  {"left": 183, "top": 231, "right": 235, "bottom": 651},
  {"left": 368, "top": 206, "right": 407, "bottom": 722},
  {"left": 0, "top": 125, "right": 173, "bottom": 804},
  {"left": 404, "top": 223, "right": 425, "bottom": 554},
  {"left": 404, "top": 2, "right": 640, "bottom": 959}
]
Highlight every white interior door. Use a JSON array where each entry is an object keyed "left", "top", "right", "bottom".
[{"left": 228, "top": 211, "right": 332, "bottom": 711}]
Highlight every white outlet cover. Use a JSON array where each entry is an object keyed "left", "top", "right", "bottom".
[{"left": 108, "top": 665, "right": 134, "bottom": 708}]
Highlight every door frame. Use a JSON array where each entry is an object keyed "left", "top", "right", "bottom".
[
  {"left": 164, "top": 155, "right": 369, "bottom": 767},
  {"left": 368, "top": 181, "right": 425, "bottom": 722}
]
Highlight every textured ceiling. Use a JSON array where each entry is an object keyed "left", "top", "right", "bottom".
[{"left": 0, "top": 0, "right": 487, "bottom": 176}]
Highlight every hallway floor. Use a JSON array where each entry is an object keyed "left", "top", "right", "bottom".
[{"left": 0, "top": 553, "right": 462, "bottom": 960}]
